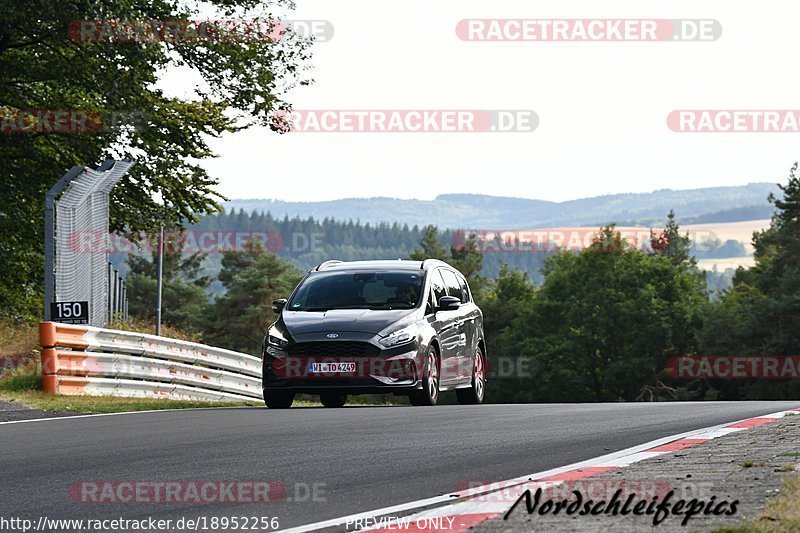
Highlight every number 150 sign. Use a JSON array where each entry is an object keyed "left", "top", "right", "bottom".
[{"left": 50, "top": 301, "right": 89, "bottom": 324}]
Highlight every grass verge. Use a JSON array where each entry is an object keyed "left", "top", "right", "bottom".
[
  {"left": 716, "top": 477, "right": 800, "bottom": 533},
  {"left": 0, "top": 388, "right": 259, "bottom": 413}
]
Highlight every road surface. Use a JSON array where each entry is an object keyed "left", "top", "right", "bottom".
[{"left": 2, "top": 402, "right": 799, "bottom": 530}]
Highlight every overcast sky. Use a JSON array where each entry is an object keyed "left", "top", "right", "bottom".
[{"left": 165, "top": 0, "right": 799, "bottom": 203}]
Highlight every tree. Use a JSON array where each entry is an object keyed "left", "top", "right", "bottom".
[
  {"left": 409, "top": 225, "right": 449, "bottom": 261},
  {"left": 124, "top": 236, "right": 211, "bottom": 333},
  {"left": 205, "top": 241, "right": 301, "bottom": 354},
  {"left": 502, "top": 226, "right": 706, "bottom": 402},
  {"left": 409, "top": 226, "right": 489, "bottom": 300},
  {"left": 477, "top": 264, "right": 536, "bottom": 402},
  {"left": 650, "top": 210, "right": 694, "bottom": 266},
  {"left": 450, "top": 232, "right": 488, "bottom": 299},
  {"left": 0, "top": 0, "right": 311, "bottom": 320},
  {"left": 698, "top": 163, "right": 800, "bottom": 399}
]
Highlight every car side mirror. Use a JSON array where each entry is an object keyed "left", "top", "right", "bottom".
[
  {"left": 437, "top": 295, "right": 461, "bottom": 311},
  {"left": 272, "top": 298, "right": 288, "bottom": 313}
]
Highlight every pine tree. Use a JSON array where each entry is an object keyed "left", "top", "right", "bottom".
[
  {"left": 650, "top": 210, "right": 694, "bottom": 266},
  {"left": 409, "top": 225, "right": 448, "bottom": 261},
  {"left": 204, "top": 241, "right": 301, "bottom": 353}
]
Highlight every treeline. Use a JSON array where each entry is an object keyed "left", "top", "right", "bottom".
[
  {"left": 125, "top": 165, "right": 800, "bottom": 402},
  {"left": 186, "top": 209, "right": 745, "bottom": 286},
  {"left": 479, "top": 168, "right": 800, "bottom": 402}
]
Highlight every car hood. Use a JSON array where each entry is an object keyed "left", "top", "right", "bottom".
[{"left": 281, "top": 309, "right": 418, "bottom": 336}]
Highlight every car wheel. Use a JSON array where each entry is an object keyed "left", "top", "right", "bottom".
[
  {"left": 456, "top": 347, "right": 485, "bottom": 405},
  {"left": 263, "top": 389, "right": 294, "bottom": 409},
  {"left": 410, "top": 346, "right": 439, "bottom": 406},
  {"left": 320, "top": 392, "right": 347, "bottom": 408}
]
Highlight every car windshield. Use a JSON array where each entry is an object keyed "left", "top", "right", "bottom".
[{"left": 288, "top": 271, "right": 424, "bottom": 311}]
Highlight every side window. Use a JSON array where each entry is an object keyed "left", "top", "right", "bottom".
[
  {"left": 458, "top": 275, "right": 471, "bottom": 303},
  {"left": 430, "top": 269, "right": 447, "bottom": 305},
  {"left": 440, "top": 269, "right": 463, "bottom": 301}
]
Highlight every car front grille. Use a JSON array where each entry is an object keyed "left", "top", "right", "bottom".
[{"left": 287, "top": 341, "right": 380, "bottom": 357}]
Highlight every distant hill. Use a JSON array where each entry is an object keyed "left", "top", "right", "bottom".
[{"left": 225, "top": 183, "right": 780, "bottom": 229}]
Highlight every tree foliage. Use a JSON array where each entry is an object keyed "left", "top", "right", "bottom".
[
  {"left": 409, "top": 225, "right": 487, "bottom": 300},
  {"left": 409, "top": 225, "right": 449, "bottom": 261},
  {"left": 650, "top": 210, "right": 694, "bottom": 266},
  {"left": 697, "top": 164, "right": 800, "bottom": 399},
  {"left": 204, "top": 241, "right": 301, "bottom": 354},
  {"left": 486, "top": 224, "right": 706, "bottom": 403},
  {"left": 0, "top": 0, "right": 311, "bottom": 320},
  {"left": 125, "top": 238, "right": 210, "bottom": 333}
]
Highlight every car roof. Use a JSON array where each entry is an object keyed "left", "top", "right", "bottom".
[{"left": 313, "top": 259, "right": 454, "bottom": 272}]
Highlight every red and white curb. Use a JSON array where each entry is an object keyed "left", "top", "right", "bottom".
[{"left": 280, "top": 408, "right": 800, "bottom": 533}]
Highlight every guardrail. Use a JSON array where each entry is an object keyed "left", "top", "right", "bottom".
[{"left": 39, "top": 322, "right": 263, "bottom": 402}]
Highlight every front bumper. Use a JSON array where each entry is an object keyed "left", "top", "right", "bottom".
[{"left": 262, "top": 342, "right": 424, "bottom": 394}]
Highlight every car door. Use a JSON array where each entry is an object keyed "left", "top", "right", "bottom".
[
  {"left": 439, "top": 268, "right": 471, "bottom": 384},
  {"left": 429, "top": 268, "right": 462, "bottom": 385},
  {"left": 456, "top": 273, "right": 480, "bottom": 375}
]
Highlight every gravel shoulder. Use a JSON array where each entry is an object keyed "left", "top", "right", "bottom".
[{"left": 478, "top": 413, "right": 800, "bottom": 532}]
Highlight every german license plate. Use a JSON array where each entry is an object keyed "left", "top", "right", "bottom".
[{"left": 308, "top": 362, "right": 356, "bottom": 373}]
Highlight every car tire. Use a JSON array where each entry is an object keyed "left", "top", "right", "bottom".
[
  {"left": 456, "top": 347, "right": 485, "bottom": 405},
  {"left": 263, "top": 389, "right": 294, "bottom": 409},
  {"left": 320, "top": 392, "right": 347, "bottom": 408},
  {"left": 410, "top": 346, "right": 439, "bottom": 406}
]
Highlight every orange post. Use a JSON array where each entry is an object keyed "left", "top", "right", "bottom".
[{"left": 41, "top": 374, "right": 59, "bottom": 394}]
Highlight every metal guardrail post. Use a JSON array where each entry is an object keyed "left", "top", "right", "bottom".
[
  {"left": 107, "top": 263, "right": 113, "bottom": 319},
  {"left": 122, "top": 286, "right": 127, "bottom": 321},
  {"left": 156, "top": 224, "right": 164, "bottom": 336},
  {"left": 112, "top": 270, "right": 119, "bottom": 320},
  {"left": 117, "top": 276, "right": 123, "bottom": 317}
]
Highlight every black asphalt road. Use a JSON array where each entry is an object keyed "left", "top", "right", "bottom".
[{"left": 1, "top": 402, "right": 799, "bottom": 530}]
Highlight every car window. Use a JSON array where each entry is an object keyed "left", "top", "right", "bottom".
[
  {"left": 430, "top": 269, "right": 447, "bottom": 304},
  {"left": 440, "top": 269, "right": 463, "bottom": 301},
  {"left": 458, "top": 275, "right": 471, "bottom": 303},
  {"left": 288, "top": 271, "right": 423, "bottom": 310}
]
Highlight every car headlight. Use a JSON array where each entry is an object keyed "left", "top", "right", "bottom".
[
  {"left": 266, "top": 328, "right": 289, "bottom": 349},
  {"left": 379, "top": 324, "right": 419, "bottom": 348}
]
